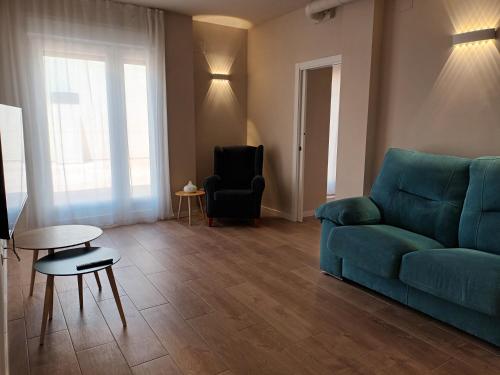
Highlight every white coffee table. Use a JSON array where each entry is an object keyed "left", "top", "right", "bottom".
[{"left": 15, "top": 225, "right": 104, "bottom": 298}]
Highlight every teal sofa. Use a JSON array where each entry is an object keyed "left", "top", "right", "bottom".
[{"left": 316, "top": 148, "right": 500, "bottom": 346}]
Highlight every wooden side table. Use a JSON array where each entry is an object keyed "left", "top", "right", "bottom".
[{"left": 175, "top": 190, "right": 206, "bottom": 225}]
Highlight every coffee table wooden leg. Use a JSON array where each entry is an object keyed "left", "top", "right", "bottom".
[
  {"left": 188, "top": 196, "right": 192, "bottom": 226},
  {"left": 177, "top": 196, "right": 183, "bottom": 220},
  {"left": 94, "top": 271, "right": 102, "bottom": 290},
  {"left": 40, "top": 275, "right": 54, "bottom": 345},
  {"left": 29, "top": 250, "right": 39, "bottom": 296},
  {"left": 198, "top": 195, "right": 206, "bottom": 219},
  {"left": 78, "top": 275, "right": 84, "bottom": 310},
  {"left": 48, "top": 278, "right": 54, "bottom": 321},
  {"left": 105, "top": 267, "right": 126, "bottom": 327},
  {"left": 85, "top": 241, "right": 102, "bottom": 290}
]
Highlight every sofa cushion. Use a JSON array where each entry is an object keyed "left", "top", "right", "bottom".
[
  {"left": 459, "top": 157, "right": 500, "bottom": 255},
  {"left": 214, "top": 189, "right": 253, "bottom": 201},
  {"left": 328, "top": 224, "right": 443, "bottom": 278},
  {"left": 400, "top": 248, "right": 500, "bottom": 316},
  {"left": 370, "top": 148, "right": 470, "bottom": 247}
]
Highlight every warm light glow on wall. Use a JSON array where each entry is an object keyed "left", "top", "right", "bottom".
[
  {"left": 413, "top": 41, "right": 499, "bottom": 128},
  {"left": 444, "top": 0, "right": 500, "bottom": 34}
]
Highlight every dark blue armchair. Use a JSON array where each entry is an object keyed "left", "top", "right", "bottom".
[{"left": 204, "top": 145, "right": 265, "bottom": 226}]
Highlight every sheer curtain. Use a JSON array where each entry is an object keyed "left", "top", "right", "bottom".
[{"left": 0, "top": 0, "right": 171, "bottom": 227}]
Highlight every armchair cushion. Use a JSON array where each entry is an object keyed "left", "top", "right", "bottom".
[
  {"left": 214, "top": 189, "right": 253, "bottom": 201},
  {"left": 215, "top": 146, "right": 263, "bottom": 189},
  {"left": 315, "top": 197, "right": 381, "bottom": 226}
]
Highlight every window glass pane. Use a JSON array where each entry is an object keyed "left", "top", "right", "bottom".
[
  {"left": 124, "top": 63, "right": 151, "bottom": 198},
  {"left": 43, "top": 55, "right": 111, "bottom": 204}
]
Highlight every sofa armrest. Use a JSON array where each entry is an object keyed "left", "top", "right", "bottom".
[
  {"left": 315, "top": 197, "right": 381, "bottom": 225},
  {"left": 251, "top": 175, "right": 265, "bottom": 194},
  {"left": 204, "top": 175, "right": 221, "bottom": 196}
]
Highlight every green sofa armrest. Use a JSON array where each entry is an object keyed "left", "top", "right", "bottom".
[{"left": 315, "top": 197, "right": 381, "bottom": 226}]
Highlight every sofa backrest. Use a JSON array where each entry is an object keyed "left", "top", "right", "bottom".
[
  {"left": 459, "top": 157, "right": 500, "bottom": 255},
  {"left": 370, "top": 148, "right": 471, "bottom": 247}
]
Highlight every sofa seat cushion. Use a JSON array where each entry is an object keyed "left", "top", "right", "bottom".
[
  {"left": 401, "top": 248, "right": 500, "bottom": 316},
  {"left": 214, "top": 189, "right": 253, "bottom": 201},
  {"left": 328, "top": 224, "right": 443, "bottom": 278}
]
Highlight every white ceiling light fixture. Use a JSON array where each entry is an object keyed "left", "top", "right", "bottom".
[{"left": 305, "top": 0, "right": 356, "bottom": 23}]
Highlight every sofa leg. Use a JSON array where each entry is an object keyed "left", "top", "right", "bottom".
[
  {"left": 208, "top": 218, "right": 213, "bottom": 227},
  {"left": 254, "top": 218, "right": 260, "bottom": 227},
  {"left": 321, "top": 270, "right": 343, "bottom": 281}
]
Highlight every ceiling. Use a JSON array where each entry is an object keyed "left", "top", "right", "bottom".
[{"left": 119, "top": 0, "right": 312, "bottom": 27}]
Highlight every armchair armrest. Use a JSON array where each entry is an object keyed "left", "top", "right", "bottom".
[
  {"left": 315, "top": 197, "right": 381, "bottom": 225},
  {"left": 204, "top": 175, "right": 221, "bottom": 195},
  {"left": 251, "top": 175, "right": 265, "bottom": 194}
]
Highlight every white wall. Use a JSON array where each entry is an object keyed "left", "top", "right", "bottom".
[
  {"left": 247, "top": 0, "right": 384, "bottom": 217},
  {"left": 373, "top": 0, "right": 500, "bottom": 176}
]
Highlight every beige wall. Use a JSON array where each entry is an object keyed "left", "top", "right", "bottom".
[
  {"left": 373, "top": 0, "right": 500, "bottom": 176},
  {"left": 165, "top": 12, "right": 197, "bottom": 204},
  {"left": 303, "top": 67, "right": 332, "bottom": 213},
  {"left": 248, "top": 0, "right": 384, "bottom": 217},
  {"left": 193, "top": 21, "right": 248, "bottom": 186}
]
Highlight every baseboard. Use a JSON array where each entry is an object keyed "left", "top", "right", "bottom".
[
  {"left": 261, "top": 206, "right": 296, "bottom": 221},
  {"left": 175, "top": 208, "right": 204, "bottom": 219},
  {"left": 302, "top": 209, "right": 316, "bottom": 218}
]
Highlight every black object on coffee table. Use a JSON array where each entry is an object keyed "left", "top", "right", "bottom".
[{"left": 34, "top": 246, "right": 126, "bottom": 345}]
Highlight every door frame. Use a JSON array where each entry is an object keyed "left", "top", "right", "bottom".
[{"left": 291, "top": 55, "right": 342, "bottom": 222}]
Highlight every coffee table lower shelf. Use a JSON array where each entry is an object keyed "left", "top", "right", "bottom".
[{"left": 34, "top": 246, "right": 126, "bottom": 345}]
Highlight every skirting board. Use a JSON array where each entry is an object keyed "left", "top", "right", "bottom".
[
  {"left": 302, "top": 210, "right": 316, "bottom": 218},
  {"left": 169, "top": 205, "right": 298, "bottom": 222},
  {"left": 261, "top": 206, "right": 296, "bottom": 221}
]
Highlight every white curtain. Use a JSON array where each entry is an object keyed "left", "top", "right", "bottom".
[{"left": 0, "top": 0, "right": 171, "bottom": 228}]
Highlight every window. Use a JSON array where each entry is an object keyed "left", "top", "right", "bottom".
[
  {"left": 6, "top": 1, "right": 169, "bottom": 228},
  {"left": 44, "top": 54, "right": 112, "bottom": 204},
  {"left": 124, "top": 63, "right": 151, "bottom": 198},
  {"left": 41, "top": 41, "right": 159, "bottom": 223}
]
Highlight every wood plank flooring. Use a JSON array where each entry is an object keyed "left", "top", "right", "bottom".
[{"left": 7, "top": 216, "right": 500, "bottom": 374}]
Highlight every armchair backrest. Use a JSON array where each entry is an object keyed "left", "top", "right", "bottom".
[
  {"left": 214, "top": 145, "right": 263, "bottom": 189},
  {"left": 370, "top": 148, "right": 470, "bottom": 247},
  {"left": 459, "top": 157, "right": 500, "bottom": 255}
]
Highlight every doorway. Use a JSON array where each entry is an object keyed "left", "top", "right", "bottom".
[{"left": 292, "top": 55, "right": 342, "bottom": 222}]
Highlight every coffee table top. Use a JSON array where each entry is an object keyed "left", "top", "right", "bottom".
[
  {"left": 175, "top": 190, "right": 205, "bottom": 197},
  {"left": 15, "top": 225, "right": 103, "bottom": 250},
  {"left": 34, "top": 247, "right": 120, "bottom": 276}
]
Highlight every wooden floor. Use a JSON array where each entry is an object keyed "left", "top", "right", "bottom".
[{"left": 7, "top": 215, "right": 500, "bottom": 374}]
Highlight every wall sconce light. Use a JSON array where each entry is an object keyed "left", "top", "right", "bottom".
[
  {"left": 211, "top": 73, "right": 231, "bottom": 81},
  {"left": 452, "top": 28, "right": 497, "bottom": 46}
]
